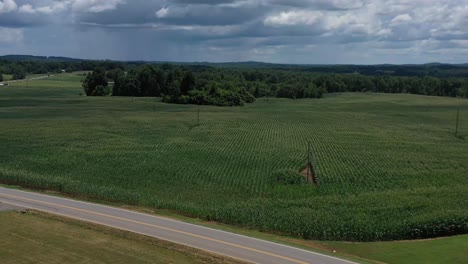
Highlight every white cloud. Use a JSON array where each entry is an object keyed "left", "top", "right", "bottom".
[
  {"left": 0, "top": 27, "right": 23, "bottom": 43},
  {"left": 156, "top": 7, "right": 169, "bottom": 18},
  {"left": 18, "top": 2, "right": 67, "bottom": 15},
  {"left": 264, "top": 0, "right": 468, "bottom": 42},
  {"left": 0, "top": 0, "right": 17, "bottom": 13},
  {"left": 391, "top": 14, "right": 412, "bottom": 25},
  {"left": 266, "top": 0, "right": 364, "bottom": 10},
  {"left": 264, "top": 8, "right": 387, "bottom": 38},
  {"left": 68, "top": 0, "right": 125, "bottom": 13},
  {"left": 8, "top": 0, "right": 123, "bottom": 16},
  {"left": 264, "top": 10, "right": 324, "bottom": 26},
  {"left": 18, "top": 4, "right": 34, "bottom": 14}
]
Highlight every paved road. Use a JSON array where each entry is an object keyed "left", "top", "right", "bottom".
[
  {"left": 0, "top": 187, "right": 357, "bottom": 264},
  {"left": 0, "top": 202, "right": 23, "bottom": 212},
  {"left": 2, "top": 75, "right": 53, "bottom": 84}
]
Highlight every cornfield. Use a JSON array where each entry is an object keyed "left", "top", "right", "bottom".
[{"left": 1, "top": 75, "right": 467, "bottom": 241}]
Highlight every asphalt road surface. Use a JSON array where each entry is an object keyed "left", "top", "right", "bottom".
[
  {"left": 0, "top": 187, "right": 357, "bottom": 264},
  {"left": 0, "top": 202, "right": 23, "bottom": 212}
]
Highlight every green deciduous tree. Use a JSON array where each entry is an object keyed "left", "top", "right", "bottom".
[
  {"left": 180, "top": 71, "right": 196, "bottom": 95},
  {"left": 83, "top": 68, "right": 108, "bottom": 96}
]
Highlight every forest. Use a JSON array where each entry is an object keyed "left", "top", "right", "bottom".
[{"left": 2, "top": 56, "right": 468, "bottom": 106}]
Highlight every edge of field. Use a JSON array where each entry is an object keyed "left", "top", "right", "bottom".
[
  {"left": 3, "top": 183, "right": 468, "bottom": 264},
  {"left": 0, "top": 183, "right": 378, "bottom": 264},
  {"left": 0, "top": 209, "right": 248, "bottom": 264}
]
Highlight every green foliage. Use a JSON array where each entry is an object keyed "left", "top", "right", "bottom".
[
  {"left": 180, "top": 71, "right": 196, "bottom": 95},
  {"left": 11, "top": 65, "right": 26, "bottom": 80},
  {"left": 163, "top": 88, "right": 254, "bottom": 106},
  {"left": 113, "top": 75, "right": 141, "bottom": 97},
  {"left": 274, "top": 169, "right": 307, "bottom": 185},
  {"left": 460, "top": 83, "right": 468, "bottom": 98},
  {"left": 112, "top": 67, "right": 254, "bottom": 106},
  {"left": 108, "top": 63, "right": 468, "bottom": 105},
  {"left": 0, "top": 73, "right": 3, "bottom": 82},
  {"left": 2, "top": 58, "right": 468, "bottom": 104},
  {"left": 2, "top": 75, "right": 468, "bottom": 242},
  {"left": 94, "top": 85, "right": 112, "bottom": 96},
  {"left": 106, "top": 68, "right": 124, "bottom": 81},
  {"left": 138, "top": 65, "right": 164, "bottom": 97},
  {"left": 83, "top": 68, "right": 109, "bottom": 96}
]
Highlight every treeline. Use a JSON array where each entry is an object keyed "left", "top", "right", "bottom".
[
  {"left": 0, "top": 59, "right": 126, "bottom": 80},
  {"left": 313, "top": 74, "right": 467, "bottom": 97},
  {"left": 190, "top": 62, "right": 468, "bottom": 78},
  {"left": 1, "top": 57, "right": 467, "bottom": 103},
  {"left": 297, "top": 64, "right": 468, "bottom": 78},
  {"left": 85, "top": 65, "right": 258, "bottom": 106},
  {"left": 83, "top": 64, "right": 468, "bottom": 106}
]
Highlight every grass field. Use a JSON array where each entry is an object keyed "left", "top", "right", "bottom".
[
  {"left": 2, "top": 74, "right": 13, "bottom": 81},
  {"left": 319, "top": 235, "right": 468, "bottom": 264},
  {"left": 0, "top": 73, "right": 467, "bottom": 241},
  {"left": 0, "top": 210, "right": 243, "bottom": 264}
]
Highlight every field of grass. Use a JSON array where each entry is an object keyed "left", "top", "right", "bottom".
[
  {"left": 0, "top": 210, "right": 242, "bottom": 264},
  {"left": 319, "top": 235, "right": 468, "bottom": 264},
  {"left": 0, "top": 73, "right": 467, "bottom": 241},
  {"left": 2, "top": 74, "right": 13, "bottom": 81}
]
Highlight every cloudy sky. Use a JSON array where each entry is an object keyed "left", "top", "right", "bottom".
[{"left": 0, "top": 0, "right": 468, "bottom": 64}]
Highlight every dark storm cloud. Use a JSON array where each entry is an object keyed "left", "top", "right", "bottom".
[
  {"left": 76, "top": 0, "right": 164, "bottom": 26},
  {"left": 154, "top": 4, "right": 264, "bottom": 26},
  {"left": 77, "top": 1, "right": 265, "bottom": 27},
  {"left": 0, "top": 13, "right": 45, "bottom": 27},
  {"left": 170, "top": 0, "right": 237, "bottom": 4}
]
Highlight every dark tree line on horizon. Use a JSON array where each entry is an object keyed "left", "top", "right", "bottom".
[
  {"left": 82, "top": 64, "right": 468, "bottom": 106},
  {"left": 1, "top": 58, "right": 467, "bottom": 104}
]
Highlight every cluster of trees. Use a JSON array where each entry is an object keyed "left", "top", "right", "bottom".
[
  {"left": 111, "top": 65, "right": 256, "bottom": 106},
  {"left": 82, "top": 68, "right": 110, "bottom": 96},
  {"left": 81, "top": 64, "right": 468, "bottom": 106},
  {"left": 0, "top": 63, "right": 26, "bottom": 80}
]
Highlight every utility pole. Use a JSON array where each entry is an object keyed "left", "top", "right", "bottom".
[
  {"left": 455, "top": 107, "right": 460, "bottom": 137},
  {"left": 197, "top": 108, "right": 200, "bottom": 126}
]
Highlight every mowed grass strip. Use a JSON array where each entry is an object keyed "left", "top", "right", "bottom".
[
  {"left": 318, "top": 235, "right": 468, "bottom": 264},
  {"left": 0, "top": 73, "right": 467, "bottom": 241},
  {"left": 0, "top": 210, "right": 245, "bottom": 264}
]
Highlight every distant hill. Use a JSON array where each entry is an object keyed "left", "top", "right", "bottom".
[
  {"left": 2, "top": 54, "right": 468, "bottom": 67},
  {"left": 0, "top": 55, "right": 83, "bottom": 62},
  {"left": 2, "top": 54, "right": 468, "bottom": 78}
]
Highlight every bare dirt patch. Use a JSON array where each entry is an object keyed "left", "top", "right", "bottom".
[{"left": 301, "top": 165, "right": 317, "bottom": 184}]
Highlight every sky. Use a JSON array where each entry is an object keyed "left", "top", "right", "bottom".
[{"left": 0, "top": 0, "right": 468, "bottom": 64}]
